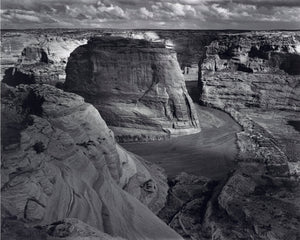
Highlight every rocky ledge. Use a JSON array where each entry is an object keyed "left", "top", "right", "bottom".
[
  {"left": 1, "top": 83, "right": 182, "bottom": 240},
  {"left": 64, "top": 37, "right": 200, "bottom": 142},
  {"left": 201, "top": 32, "right": 300, "bottom": 111},
  {"left": 191, "top": 32, "right": 300, "bottom": 240}
]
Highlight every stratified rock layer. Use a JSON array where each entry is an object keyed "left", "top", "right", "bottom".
[
  {"left": 202, "top": 108, "right": 300, "bottom": 240},
  {"left": 201, "top": 32, "right": 300, "bottom": 111},
  {"left": 1, "top": 84, "right": 182, "bottom": 240},
  {"left": 65, "top": 37, "right": 200, "bottom": 142},
  {"left": 197, "top": 32, "right": 300, "bottom": 240},
  {"left": 2, "top": 218, "right": 126, "bottom": 240},
  {"left": 1, "top": 32, "right": 87, "bottom": 86}
]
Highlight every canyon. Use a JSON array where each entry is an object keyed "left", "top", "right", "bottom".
[{"left": 1, "top": 29, "right": 300, "bottom": 240}]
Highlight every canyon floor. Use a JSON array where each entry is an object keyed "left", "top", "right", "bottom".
[{"left": 122, "top": 104, "right": 241, "bottom": 180}]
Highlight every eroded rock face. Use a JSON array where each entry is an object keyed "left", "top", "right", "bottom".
[
  {"left": 65, "top": 37, "right": 200, "bottom": 142},
  {"left": 195, "top": 32, "right": 300, "bottom": 240},
  {"left": 1, "top": 32, "right": 86, "bottom": 86},
  {"left": 2, "top": 218, "right": 126, "bottom": 240},
  {"left": 202, "top": 109, "right": 300, "bottom": 240},
  {"left": 202, "top": 72, "right": 300, "bottom": 111},
  {"left": 1, "top": 84, "right": 182, "bottom": 240},
  {"left": 158, "top": 173, "right": 217, "bottom": 240},
  {"left": 202, "top": 32, "right": 300, "bottom": 74},
  {"left": 201, "top": 32, "right": 300, "bottom": 111}
]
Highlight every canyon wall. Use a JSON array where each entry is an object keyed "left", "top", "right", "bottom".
[
  {"left": 201, "top": 32, "right": 300, "bottom": 111},
  {"left": 199, "top": 31, "right": 300, "bottom": 175},
  {"left": 1, "top": 83, "right": 182, "bottom": 240},
  {"left": 1, "top": 31, "right": 87, "bottom": 86},
  {"left": 154, "top": 31, "right": 300, "bottom": 240},
  {"left": 65, "top": 37, "right": 200, "bottom": 142},
  {"left": 193, "top": 32, "right": 300, "bottom": 240}
]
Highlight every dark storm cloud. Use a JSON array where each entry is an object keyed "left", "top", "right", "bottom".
[{"left": 1, "top": 0, "right": 300, "bottom": 29}]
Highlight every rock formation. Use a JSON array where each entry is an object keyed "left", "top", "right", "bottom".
[
  {"left": 194, "top": 31, "right": 300, "bottom": 240},
  {"left": 202, "top": 108, "right": 300, "bottom": 240},
  {"left": 64, "top": 37, "right": 200, "bottom": 142},
  {"left": 1, "top": 31, "right": 87, "bottom": 86},
  {"left": 201, "top": 32, "right": 300, "bottom": 111},
  {"left": 2, "top": 218, "right": 126, "bottom": 240},
  {"left": 1, "top": 83, "right": 182, "bottom": 240}
]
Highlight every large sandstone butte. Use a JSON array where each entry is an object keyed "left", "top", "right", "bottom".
[
  {"left": 65, "top": 37, "right": 200, "bottom": 142},
  {"left": 1, "top": 84, "right": 182, "bottom": 240}
]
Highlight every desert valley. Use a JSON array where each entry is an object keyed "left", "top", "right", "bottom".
[{"left": 1, "top": 29, "right": 300, "bottom": 240}]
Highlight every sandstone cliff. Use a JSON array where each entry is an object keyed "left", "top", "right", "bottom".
[
  {"left": 1, "top": 83, "right": 182, "bottom": 240},
  {"left": 1, "top": 32, "right": 86, "bottom": 86},
  {"left": 64, "top": 37, "right": 200, "bottom": 142},
  {"left": 194, "top": 32, "right": 300, "bottom": 240},
  {"left": 201, "top": 32, "right": 300, "bottom": 111}
]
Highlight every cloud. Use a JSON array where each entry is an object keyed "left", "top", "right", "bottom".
[
  {"left": 1, "top": 0, "right": 300, "bottom": 29},
  {"left": 139, "top": 7, "right": 154, "bottom": 19},
  {"left": 231, "top": 0, "right": 300, "bottom": 8},
  {"left": 151, "top": 2, "right": 197, "bottom": 19},
  {"left": 1, "top": 9, "right": 41, "bottom": 23}
]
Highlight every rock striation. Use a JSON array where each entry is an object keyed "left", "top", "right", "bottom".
[
  {"left": 202, "top": 108, "right": 300, "bottom": 240},
  {"left": 201, "top": 32, "right": 300, "bottom": 111},
  {"left": 1, "top": 83, "right": 182, "bottom": 240},
  {"left": 2, "top": 218, "right": 126, "bottom": 240},
  {"left": 1, "top": 31, "right": 86, "bottom": 86},
  {"left": 194, "top": 32, "right": 300, "bottom": 240},
  {"left": 64, "top": 37, "right": 200, "bottom": 142}
]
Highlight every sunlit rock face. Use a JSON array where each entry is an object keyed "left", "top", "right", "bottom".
[
  {"left": 199, "top": 31, "right": 300, "bottom": 177},
  {"left": 1, "top": 32, "right": 86, "bottom": 86},
  {"left": 194, "top": 32, "right": 300, "bottom": 240},
  {"left": 2, "top": 218, "right": 126, "bottom": 240},
  {"left": 1, "top": 84, "right": 182, "bottom": 240},
  {"left": 65, "top": 37, "right": 200, "bottom": 142},
  {"left": 201, "top": 32, "right": 300, "bottom": 111}
]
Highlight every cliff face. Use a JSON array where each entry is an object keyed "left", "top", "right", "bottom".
[
  {"left": 201, "top": 32, "right": 300, "bottom": 111},
  {"left": 1, "top": 84, "right": 182, "bottom": 240},
  {"left": 1, "top": 32, "right": 86, "bottom": 86},
  {"left": 65, "top": 37, "right": 200, "bottom": 142},
  {"left": 191, "top": 32, "right": 300, "bottom": 239},
  {"left": 199, "top": 32, "right": 300, "bottom": 176}
]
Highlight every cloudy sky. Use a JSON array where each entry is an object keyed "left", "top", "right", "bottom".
[{"left": 1, "top": 0, "right": 300, "bottom": 29}]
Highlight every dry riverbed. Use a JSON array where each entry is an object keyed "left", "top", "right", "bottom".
[{"left": 122, "top": 105, "right": 241, "bottom": 180}]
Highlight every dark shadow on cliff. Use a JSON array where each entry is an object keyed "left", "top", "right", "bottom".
[{"left": 2, "top": 67, "right": 35, "bottom": 87}]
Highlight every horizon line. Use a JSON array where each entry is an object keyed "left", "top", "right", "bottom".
[{"left": 1, "top": 27, "right": 300, "bottom": 32}]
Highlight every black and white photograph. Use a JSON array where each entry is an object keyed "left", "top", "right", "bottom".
[{"left": 1, "top": 0, "right": 300, "bottom": 239}]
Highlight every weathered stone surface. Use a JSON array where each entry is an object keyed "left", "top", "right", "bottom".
[
  {"left": 158, "top": 173, "right": 216, "bottom": 240},
  {"left": 202, "top": 32, "right": 300, "bottom": 75},
  {"left": 1, "top": 32, "right": 86, "bottom": 86},
  {"left": 201, "top": 32, "right": 300, "bottom": 112},
  {"left": 202, "top": 72, "right": 300, "bottom": 112},
  {"left": 202, "top": 111, "right": 300, "bottom": 240},
  {"left": 2, "top": 218, "right": 126, "bottom": 240},
  {"left": 1, "top": 84, "right": 182, "bottom": 240},
  {"left": 181, "top": 31, "right": 300, "bottom": 240},
  {"left": 64, "top": 37, "right": 200, "bottom": 142}
]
